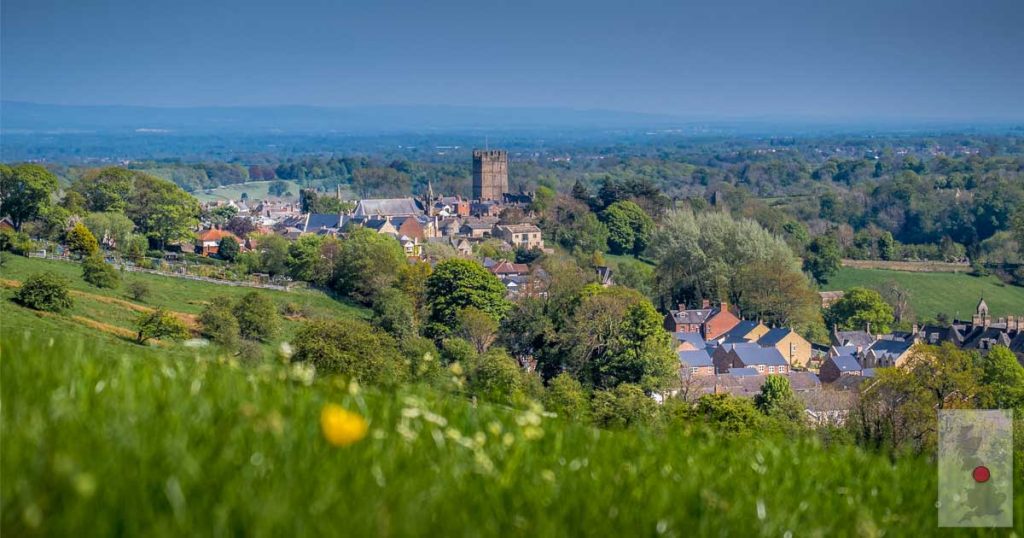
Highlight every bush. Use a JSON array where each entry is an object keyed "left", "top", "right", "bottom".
[
  {"left": 135, "top": 308, "right": 189, "bottom": 344},
  {"left": 125, "top": 280, "right": 150, "bottom": 302},
  {"left": 543, "top": 373, "right": 590, "bottom": 421},
  {"left": 81, "top": 255, "right": 120, "bottom": 289},
  {"left": 218, "top": 236, "right": 240, "bottom": 262},
  {"left": 590, "top": 384, "right": 659, "bottom": 429},
  {"left": 291, "top": 318, "right": 407, "bottom": 386},
  {"left": 14, "top": 272, "right": 74, "bottom": 313},
  {"left": 66, "top": 222, "right": 99, "bottom": 259},
  {"left": 199, "top": 298, "right": 241, "bottom": 348},
  {"left": 468, "top": 348, "right": 524, "bottom": 405},
  {"left": 0, "top": 228, "right": 35, "bottom": 255},
  {"left": 232, "top": 291, "right": 279, "bottom": 342}
]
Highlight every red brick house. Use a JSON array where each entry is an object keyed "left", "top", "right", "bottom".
[
  {"left": 196, "top": 228, "right": 241, "bottom": 256},
  {"left": 664, "top": 300, "right": 742, "bottom": 341}
]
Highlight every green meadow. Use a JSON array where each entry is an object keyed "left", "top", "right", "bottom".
[
  {"left": 191, "top": 180, "right": 304, "bottom": 202},
  {"left": 0, "top": 255, "right": 368, "bottom": 352},
  {"left": 827, "top": 267, "right": 1024, "bottom": 321}
]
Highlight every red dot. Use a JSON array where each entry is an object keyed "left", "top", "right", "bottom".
[{"left": 972, "top": 466, "right": 990, "bottom": 483}]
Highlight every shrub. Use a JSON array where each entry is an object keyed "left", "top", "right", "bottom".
[
  {"left": 232, "top": 291, "right": 279, "bottom": 342},
  {"left": 590, "top": 384, "right": 659, "bottom": 429},
  {"left": 0, "top": 228, "right": 35, "bottom": 254},
  {"left": 543, "top": 373, "right": 590, "bottom": 421},
  {"left": 135, "top": 308, "right": 189, "bottom": 344},
  {"left": 291, "top": 318, "right": 407, "bottom": 386},
  {"left": 66, "top": 222, "right": 99, "bottom": 259},
  {"left": 14, "top": 272, "right": 74, "bottom": 313},
  {"left": 125, "top": 280, "right": 150, "bottom": 302},
  {"left": 199, "top": 298, "right": 241, "bottom": 348},
  {"left": 468, "top": 348, "right": 524, "bottom": 405},
  {"left": 81, "top": 255, "right": 120, "bottom": 289},
  {"left": 218, "top": 236, "right": 240, "bottom": 261}
]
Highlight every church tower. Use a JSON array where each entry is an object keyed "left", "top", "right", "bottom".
[{"left": 472, "top": 149, "right": 508, "bottom": 201}]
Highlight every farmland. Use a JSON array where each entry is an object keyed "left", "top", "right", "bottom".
[{"left": 826, "top": 267, "right": 1024, "bottom": 320}]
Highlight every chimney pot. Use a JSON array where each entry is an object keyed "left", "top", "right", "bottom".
[{"left": 702, "top": 299, "right": 710, "bottom": 309}]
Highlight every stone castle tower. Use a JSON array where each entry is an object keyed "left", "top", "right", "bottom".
[{"left": 472, "top": 149, "right": 508, "bottom": 201}]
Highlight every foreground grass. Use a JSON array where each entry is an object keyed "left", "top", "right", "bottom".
[
  {"left": 3, "top": 331, "right": 1020, "bottom": 536},
  {"left": 827, "top": 267, "right": 1024, "bottom": 320}
]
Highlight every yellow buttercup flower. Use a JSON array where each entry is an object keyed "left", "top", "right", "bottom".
[{"left": 320, "top": 403, "right": 368, "bottom": 447}]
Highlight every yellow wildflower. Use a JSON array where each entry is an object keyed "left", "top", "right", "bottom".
[{"left": 320, "top": 403, "right": 368, "bottom": 447}]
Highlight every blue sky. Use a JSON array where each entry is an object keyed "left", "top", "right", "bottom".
[{"left": 2, "top": 0, "right": 1022, "bottom": 120}]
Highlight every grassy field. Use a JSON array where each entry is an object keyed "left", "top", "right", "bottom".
[
  {"left": 0, "top": 255, "right": 368, "bottom": 353},
  {"left": 191, "top": 180, "right": 304, "bottom": 202},
  {"left": 826, "top": 267, "right": 1024, "bottom": 321},
  {"left": 3, "top": 329, "right": 1020, "bottom": 536}
]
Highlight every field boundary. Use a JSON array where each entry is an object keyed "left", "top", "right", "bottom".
[{"left": 840, "top": 259, "right": 970, "bottom": 273}]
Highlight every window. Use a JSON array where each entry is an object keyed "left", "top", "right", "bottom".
[{"left": 768, "top": 366, "right": 775, "bottom": 374}]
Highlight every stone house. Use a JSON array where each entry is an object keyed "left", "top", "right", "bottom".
[
  {"left": 664, "top": 300, "right": 742, "bottom": 341},
  {"left": 757, "top": 327, "right": 813, "bottom": 368}
]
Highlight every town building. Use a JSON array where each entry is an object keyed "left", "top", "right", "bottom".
[
  {"left": 664, "top": 300, "right": 741, "bottom": 340},
  {"left": 757, "top": 327, "right": 813, "bottom": 368},
  {"left": 472, "top": 149, "right": 509, "bottom": 201},
  {"left": 495, "top": 223, "right": 544, "bottom": 250}
]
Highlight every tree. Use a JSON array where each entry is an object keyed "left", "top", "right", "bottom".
[
  {"left": 590, "top": 383, "right": 659, "bottom": 429},
  {"left": 218, "top": 236, "right": 240, "bottom": 262},
  {"left": 693, "top": 394, "right": 765, "bottom": 434},
  {"left": 135, "top": 308, "right": 189, "bottom": 344},
  {"left": 207, "top": 205, "right": 238, "bottom": 227},
  {"left": 614, "top": 260, "right": 654, "bottom": 298},
  {"left": 66, "top": 222, "right": 100, "bottom": 259},
  {"left": 81, "top": 254, "right": 120, "bottom": 289},
  {"left": 803, "top": 235, "right": 842, "bottom": 284},
  {"left": 878, "top": 232, "right": 897, "bottom": 261},
  {"left": 754, "top": 375, "right": 802, "bottom": 421},
  {"left": 251, "top": 233, "right": 290, "bottom": 276},
  {"left": 232, "top": 291, "right": 279, "bottom": 342},
  {"left": 286, "top": 235, "right": 329, "bottom": 283},
  {"left": 124, "top": 172, "right": 201, "bottom": 249},
  {"left": 333, "top": 228, "right": 406, "bottom": 304},
  {"left": 14, "top": 272, "right": 73, "bottom": 313},
  {"left": 878, "top": 280, "right": 913, "bottom": 325},
  {"left": 602, "top": 201, "right": 654, "bottom": 257},
  {"left": 83, "top": 211, "right": 136, "bottom": 250},
  {"left": 70, "top": 167, "right": 134, "bottom": 212},
  {"left": 468, "top": 348, "right": 524, "bottom": 405},
  {"left": 267, "top": 180, "right": 289, "bottom": 197},
  {"left": 498, "top": 297, "right": 553, "bottom": 367},
  {"left": 424, "top": 259, "right": 511, "bottom": 338},
  {"left": 0, "top": 164, "right": 60, "bottom": 230},
  {"left": 977, "top": 346, "right": 1024, "bottom": 409},
  {"left": 198, "top": 299, "right": 241, "bottom": 348},
  {"left": 371, "top": 288, "right": 417, "bottom": 340},
  {"left": 456, "top": 307, "right": 499, "bottom": 354},
  {"left": 126, "top": 280, "right": 150, "bottom": 302},
  {"left": 543, "top": 373, "right": 590, "bottom": 421},
  {"left": 825, "top": 287, "right": 895, "bottom": 334},
  {"left": 291, "top": 319, "right": 407, "bottom": 386}
]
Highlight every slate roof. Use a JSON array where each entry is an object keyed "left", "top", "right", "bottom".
[
  {"left": 673, "top": 332, "right": 706, "bottom": 349},
  {"left": 353, "top": 198, "right": 423, "bottom": 217},
  {"left": 721, "top": 320, "right": 760, "bottom": 343},
  {"left": 831, "top": 345, "right": 858, "bottom": 357},
  {"left": 830, "top": 354, "right": 862, "bottom": 372},
  {"left": 733, "top": 345, "right": 788, "bottom": 367},
  {"left": 678, "top": 350, "right": 714, "bottom": 368},
  {"left": 758, "top": 327, "right": 794, "bottom": 347},
  {"left": 865, "top": 338, "right": 914, "bottom": 359},
  {"left": 669, "top": 308, "right": 714, "bottom": 325},
  {"left": 306, "top": 213, "right": 342, "bottom": 231},
  {"left": 833, "top": 330, "right": 874, "bottom": 348},
  {"left": 728, "top": 367, "right": 759, "bottom": 377}
]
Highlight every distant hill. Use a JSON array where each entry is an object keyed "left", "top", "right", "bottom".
[{"left": 0, "top": 101, "right": 685, "bottom": 134}]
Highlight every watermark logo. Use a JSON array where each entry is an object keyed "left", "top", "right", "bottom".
[{"left": 937, "top": 409, "right": 1013, "bottom": 527}]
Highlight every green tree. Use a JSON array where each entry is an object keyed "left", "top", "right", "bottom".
[
  {"left": 291, "top": 318, "right": 407, "bottom": 386},
  {"left": 218, "top": 236, "right": 240, "bottom": 262},
  {"left": 878, "top": 232, "right": 897, "bottom": 261},
  {"left": 66, "top": 222, "right": 100, "bottom": 259},
  {"left": 468, "top": 348, "right": 524, "bottom": 405},
  {"left": 14, "top": 272, "right": 73, "bottom": 313},
  {"left": 198, "top": 298, "right": 241, "bottom": 348},
  {"left": 125, "top": 172, "right": 200, "bottom": 249},
  {"left": 333, "top": 228, "right": 407, "bottom": 304},
  {"left": 693, "top": 394, "right": 765, "bottom": 434},
  {"left": 135, "top": 308, "right": 189, "bottom": 344},
  {"left": 543, "top": 373, "right": 590, "bottom": 421},
  {"left": 287, "top": 235, "right": 333, "bottom": 284},
  {"left": 754, "top": 375, "right": 802, "bottom": 421},
  {"left": 977, "top": 346, "right": 1024, "bottom": 409},
  {"left": 232, "top": 291, "right": 279, "bottom": 342},
  {"left": 0, "top": 164, "right": 60, "bottom": 230},
  {"left": 803, "top": 235, "right": 842, "bottom": 284},
  {"left": 83, "top": 212, "right": 135, "bottom": 251},
  {"left": 456, "top": 306, "right": 499, "bottom": 354},
  {"left": 424, "top": 259, "right": 511, "bottom": 338},
  {"left": 615, "top": 260, "right": 654, "bottom": 297},
  {"left": 81, "top": 254, "right": 120, "bottom": 289},
  {"left": 371, "top": 287, "right": 417, "bottom": 340},
  {"left": 825, "top": 287, "right": 895, "bottom": 334},
  {"left": 126, "top": 280, "right": 150, "bottom": 302},
  {"left": 252, "top": 233, "right": 290, "bottom": 276},
  {"left": 70, "top": 167, "right": 135, "bottom": 212},
  {"left": 590, "top": 383, "right": 659, "bottom": 429},
  {"left": 602, "top": 200, "right": 654, "bottom": 257}
]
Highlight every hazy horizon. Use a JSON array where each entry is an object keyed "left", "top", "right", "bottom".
[{"left": 3, "top": 0, "right": 1023, "bottom": 122}]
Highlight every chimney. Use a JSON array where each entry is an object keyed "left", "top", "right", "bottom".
[
  {"left": 865, "top": 322, "right": 872, "bottom": 336},
  {"left": 702, "top": 299, "right": 710, "bottom": 309},
  {"left": 720, "top": 301, "right": 729, "bottom": 313}
]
